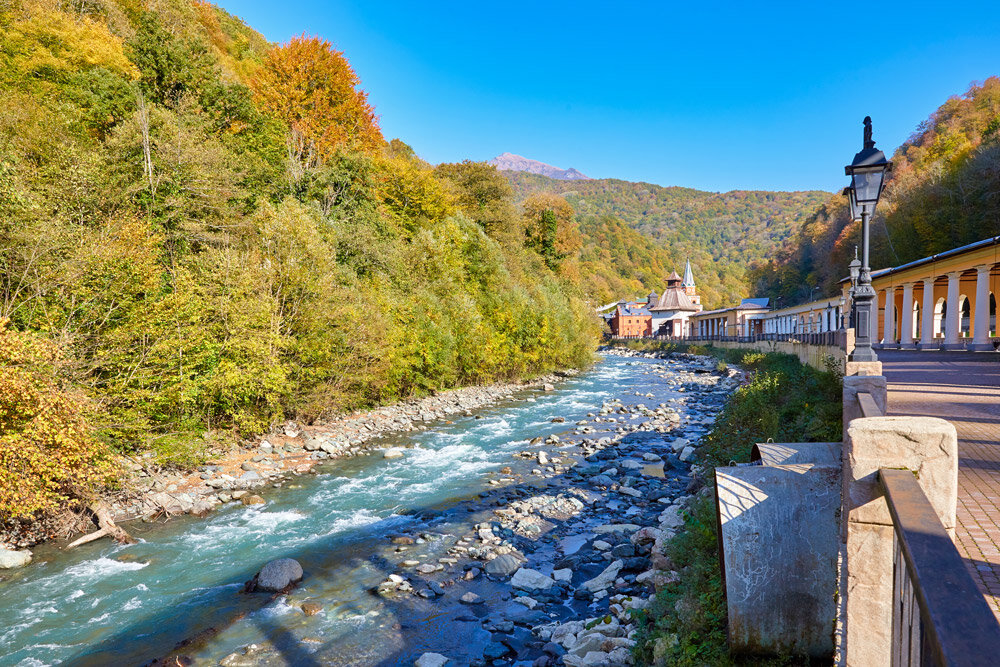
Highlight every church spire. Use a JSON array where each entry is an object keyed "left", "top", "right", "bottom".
[{"left": 682, "top": 260, "right": 695, "bottom": 288}]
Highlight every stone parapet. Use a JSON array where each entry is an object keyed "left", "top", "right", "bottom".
[{"left": 841, "top": 416, "right": 958, "bottom": 666}]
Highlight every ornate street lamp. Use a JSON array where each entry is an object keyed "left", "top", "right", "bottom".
[
  {"left": 839, "top": 294, "right": 847, "bottom": 330},
  {"left": 844, "top": 117, "right": 892, "bottom": 363},
  {"left": 848, "top": 247, "right": 861, "bottom": 289}
]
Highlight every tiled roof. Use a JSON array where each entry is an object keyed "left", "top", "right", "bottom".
[
  {"left": 616, "top": 302, "right": 652, "bottom": 317},
  {"left": 651, "top": 287, "right": 699, "bottom": 312}
]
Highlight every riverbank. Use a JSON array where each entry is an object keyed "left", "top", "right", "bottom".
[
  {"left": 179, "top": 347, "right": 744, "bottom": 666},
  {"left": 0, "top": 350, "right": 741, "bottom": 665},
  {"left": 0, "top": 371, "right": 573, "bottom": 555}
]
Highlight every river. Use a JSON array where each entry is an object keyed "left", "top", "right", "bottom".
[{"left": 0, "top": 352, "right": 729, "bottom": 666}]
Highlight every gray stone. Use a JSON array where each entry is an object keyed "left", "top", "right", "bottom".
[
  {"left": 0, "top": 547, "right": 32, "bottom": 569},
  {"left": 514, "top": 595, "right": 538, "bottom": 609},
  {"left": 459, "top": 591, "right": 484, "bottom": 605},
  {"left": 510, "top": 567, "right": 555, "bottom": 593},
  {"left": 678, "top": 446, "right": 696, "bottom": 462},
  {"left": 250, "top": 558, "right": 303, "bottom": 592},
  {"left": 485, "top": 554, "right": 521, "bottom": 577},
  {"left": 383, "top": 448, "right": 405, "bottom": 459},
  {"left": 414, "top": 653, "right": 449, "bottom": 667},
  {"left": 552, "top": 568, "right": 572, "bottom": 582},
  {"left": 580, "top": 560, "right": 623, "bottom": 592}
]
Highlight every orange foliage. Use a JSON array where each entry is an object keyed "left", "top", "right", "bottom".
[
  {"left": 522, "top": 192, "right": 582, "bottom": 257},
  {"left": 250, "top": 34, "right": 383, "bottom": 160}
]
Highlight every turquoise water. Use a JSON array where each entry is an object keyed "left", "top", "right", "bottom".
[{"left": 0, "top": 355, "right": 689, "bottom": 666}]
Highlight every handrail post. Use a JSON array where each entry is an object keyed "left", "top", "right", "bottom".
[{"left": 842, "top": 416, "right": 958, "bottom": 665}]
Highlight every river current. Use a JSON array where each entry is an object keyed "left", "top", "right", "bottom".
[{"left": 0, "top": 354, "right": 708, "bottom": 666}]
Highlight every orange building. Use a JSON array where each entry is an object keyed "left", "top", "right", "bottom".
[{"left": 609, "top": 301, "right": 653, "bottom": 337}]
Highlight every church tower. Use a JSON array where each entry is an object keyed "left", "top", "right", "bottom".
[{"left": 682, "top": 260, "right": 701, "bottom": 306}]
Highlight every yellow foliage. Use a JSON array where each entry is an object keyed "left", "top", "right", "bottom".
[
  {"left": 0, "top": 0, "right": 139, "bottom": 81},
  {"left": 0, "top": 319, "right": 113, "bottom": 519},
  {"left": 379, "top": 155, "right": 456, "bottom": 229}
]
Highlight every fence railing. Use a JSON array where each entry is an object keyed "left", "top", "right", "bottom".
[
  {"left": 607, "top": 331, "right": 845, "bottom": 348},
  {"left": 857, "top": 391, "right": 882, "bottom": 418},
  {"left": 880, "top": 469, "right": 1000, "bottom": 666}
]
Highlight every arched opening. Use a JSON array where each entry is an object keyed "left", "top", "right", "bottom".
[
  {"left": 960, "top": 296, "right": 971, "bottom": 336},
  {"left": 893, "top": 306, "right": 899, "bottom": 341},
  {"left": 991, "top": 293, "right": 997, "bottom": 336},
  {"left": 913, "top": 302, "right": 921, "bottom": 339},
  {"left": 934, "top": 297, "right": 946, "bottom": 338}
]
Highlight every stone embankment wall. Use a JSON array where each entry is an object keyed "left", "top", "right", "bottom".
[{"left": 710, "top": 339, "right": 847, "bottom": 373}]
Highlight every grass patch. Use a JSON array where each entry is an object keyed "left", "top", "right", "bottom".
[{"left": 621, "top": 342, "right": 842, "bottom": 665}]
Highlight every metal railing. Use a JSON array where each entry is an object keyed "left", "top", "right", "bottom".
[
  {"left": 607, "top": 331, "right": 846, "bottom": 348},
  {"left": 880, "top": 469, "right": 1000, "bottom": 666}
]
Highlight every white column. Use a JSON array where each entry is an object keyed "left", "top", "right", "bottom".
[
  {"left": 900, "top": 283, "right": 915, "bottom": 346},
  {"left": 919, "top": 278, "right": 936, "bottom": 348},
  {"left": 943, "top": 272, "right": 962, "bottom": 349},
  {"left": 972, "top": 264, "right": 992, "bottom": 350},
  {"left": 883, "top": 287, "right": 895, "bottom": 346}
]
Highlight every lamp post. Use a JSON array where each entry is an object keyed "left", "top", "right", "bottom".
[
  {"left": 839, "top": 295, "right": 847, "bottom": 330},
  {"left": 844, "top": 117, "right": 892, "bottom": 363}
]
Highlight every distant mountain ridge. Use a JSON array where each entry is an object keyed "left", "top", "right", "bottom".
[
  {"left": 489, "top": 152, "right": 589, "bottom": 180},
  {"left": 503, "top": 171, "right": 831, "bottom": 308}
]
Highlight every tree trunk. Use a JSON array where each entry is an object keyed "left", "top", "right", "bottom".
[{"left": 66, "top": 501, "right": 135, "bottom": 549}]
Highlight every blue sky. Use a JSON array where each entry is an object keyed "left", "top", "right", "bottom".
[{"left": 220, "top": 1, "right": 1000, "bottom": 193}]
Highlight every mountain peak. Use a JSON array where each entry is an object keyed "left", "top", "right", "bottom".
[{"left": 489, "top": 153, "right": 589, "bottom": 181}]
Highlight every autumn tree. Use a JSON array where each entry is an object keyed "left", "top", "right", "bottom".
[
  {"left": 433, "top": 161, "right": 521, "bottom": 242},
  {"left": 251, "top": 34, "right": 383, "bottom": 169},
  {"left": 522, "top": 192, "right": 582, "bottom": 269}
]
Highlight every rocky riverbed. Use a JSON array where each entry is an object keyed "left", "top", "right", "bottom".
[
  {"left": 206, "top": 348, "right": 742, "bottom": 667},
  {"left": 0, "top": 348, "right": 742, "bottom": 666}
]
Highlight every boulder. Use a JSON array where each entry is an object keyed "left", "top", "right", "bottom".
[
  {"left": 580, "top": 559, "right": 623, "bottom": 592},
  {"left": 383, "top": 448, "right": 405, "bottom": 459},
  {"left": 0, "top": 547, "right": 32, "bottom": 569},
  {"left": 630, "top": 526, "right": 663, "bottom": 546},
  {"left": 485, "top": 554, "right": 521, "bottom": 577},
  {"left": 247, "top": 558, "right": 303, "bottom": 592},
  {"left": 238, "top": 470, "right": 263, "bottom": 485},
  {"left": 678, "top": 446, "right": 696, "bottom": 462},
  {"left": 414, "top": 653, "right": 449, "bottom": 667},
  {"left": 511, "top": 567, "right": 555, "bottom": 593},
  {"left": 543, "top": 383, "right": 555, "bottom": 392}
]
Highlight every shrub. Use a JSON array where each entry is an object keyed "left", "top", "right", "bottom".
[{"left": 0, "top": 320, "right": 114, "bottom": 519}]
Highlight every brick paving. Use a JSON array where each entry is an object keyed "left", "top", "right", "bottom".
[{"left": 879, "top": 349, "right": 1000, "bottom": 617}]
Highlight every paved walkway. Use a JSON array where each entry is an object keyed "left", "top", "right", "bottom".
[{"left": 880, "top": 349, "right": 1000, "bottom": 617}]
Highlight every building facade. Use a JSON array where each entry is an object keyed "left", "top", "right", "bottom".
[
  {"left": 649, "top": 261, "right": 703, "bottom": 335},
  {"left": 862, "top": 235, "right": 1000, "bottom": 350},
  {"left": 690, "top": 298, "right": 771, "bottom": 338},
  {"left": 609, "top": 301, "right": 653, "bottom": 337}
]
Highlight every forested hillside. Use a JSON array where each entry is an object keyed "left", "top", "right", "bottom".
[
  {"left": 504, "top": 172, "right": 830, "bottom": 307},
  {"left": 752, "top": 77, "right": 1000, "bottom": 303},
  {"left": 0, "top": 0, "right": 597, "bottom": 518}
]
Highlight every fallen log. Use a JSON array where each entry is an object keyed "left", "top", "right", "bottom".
[{"left": 67, "top": 501, "right": 136, "bottom": 549}]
